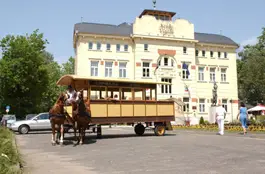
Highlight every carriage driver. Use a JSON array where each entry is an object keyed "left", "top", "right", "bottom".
[{"left": 66, "top": 85, "right": 79, "bottom": 105}]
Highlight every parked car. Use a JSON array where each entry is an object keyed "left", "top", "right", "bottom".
[
  {"left": 1, "top": 115, "right": 16, "bottom": 128},
  {"left": 10, "top": 112, "right": 51, "bottom": 134},
  {"left": 25, "top": 114, "right": 37, "bottom": 120}
]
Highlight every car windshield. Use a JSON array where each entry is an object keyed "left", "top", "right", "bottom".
[{"left": 26, "top": 114, "right": 37, "bottom": 120}]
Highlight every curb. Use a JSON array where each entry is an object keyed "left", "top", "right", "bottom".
[{"left": 12, "top": 132, "right": 23, "bottom": 174}]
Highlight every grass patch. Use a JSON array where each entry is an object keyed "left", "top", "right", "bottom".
[{"left": 0, "top": 127, "right": 22, "bottom": 174}]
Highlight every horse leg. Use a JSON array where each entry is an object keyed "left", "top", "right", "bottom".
[
  {"left": 51, "top": 123, "right": 56, "bottom": 146},
  {"left": 80, "top": 126, "right": 84, "bottom": 145},
  {"left": 74, "top": 121, "right": 78, "bottom": 142},
  {"left": 60, "top": 124, "right": 64, "bottom": 146}
]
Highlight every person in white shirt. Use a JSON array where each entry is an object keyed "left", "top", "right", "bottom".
[
  {"left": 66, "top": 85, "right": 79, "bottom": 105},
  {"left": 215, "top": 103, "right": 227, "bottom": 135}
]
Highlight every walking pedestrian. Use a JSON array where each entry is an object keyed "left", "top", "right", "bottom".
[
  {"left": 237, "top": 102, "right": 248, "bottom": 135},
  {"left": 215, "top": 103, "right": 227, "bottom": 135}
]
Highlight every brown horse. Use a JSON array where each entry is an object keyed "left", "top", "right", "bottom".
[
  {"left": 49, "top": 92, "right": 68, "bottom": 146},
  {"left": 75, "top": 91, "right": 91, "bottom": 145}
]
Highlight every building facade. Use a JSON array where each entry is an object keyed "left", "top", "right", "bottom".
[{"left": 73, "top": 9, "right": 239, "bottom": 123}]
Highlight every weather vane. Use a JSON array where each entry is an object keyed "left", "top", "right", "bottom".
[{"left": 152, "top": 0, "right": 156, "bottom": 10}]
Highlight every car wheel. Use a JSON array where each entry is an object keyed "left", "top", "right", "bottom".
[{"left": 18, "top": 125, "right": 29, "bottom": 134}]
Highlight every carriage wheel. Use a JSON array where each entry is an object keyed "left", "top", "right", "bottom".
[
  {"left": 154, "top": 125, "right": 166, "bottom": 136},
  {"left": 134, "top": 123, "right": 145, "bottom": 136}
]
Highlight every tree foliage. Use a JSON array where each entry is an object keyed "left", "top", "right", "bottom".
[
  {"left": 61, "top": 56, "right": 75, "bottom": 75},
  {"left": 0, "top": 30, "right": 50, "bottom": 117},
  {"left": 237, "top": 27, "right": 265, "bottom": 105}
]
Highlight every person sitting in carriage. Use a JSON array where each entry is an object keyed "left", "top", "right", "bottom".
[{"left": 66, "top": 85, "right": 79, "bottom": 105}]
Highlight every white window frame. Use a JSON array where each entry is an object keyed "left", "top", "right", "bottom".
[
  {"left": 183, "top": 97, "right": 190, "bottom": 112},
  {"left": 88, "top": 42, "right": 93, "bottom": 50},
  {"left": 182, "top": 63, "right": 190, "bottom": 80},
  {"left": 90, "top": 61, "right": 99, "bottom": 76},
  {"left": 196, "top": 50, "right": 199, "bottom": 57},
  {"left": 119, "top": 62, "right": 127, "bottom": 78},
  {"left": 210, "top": 51, "right": 214, "bottom": 57},
  {"left": 224, "top": 52, "right": 227, "bottom": 58},
  {"left": 124, "top": 45, "right": 128, "bottom": 52},
  {"left": 183, "top": 47, "right": 187, "bottom": 54},
  {"left": 144, "top": 44, "right": 148, "bottom": 51},
  {"left": 221, "top": 68, "right": 227, "bottom": 82},
  {"left": 97, "top": 42, "right": 101, "bottom": 50},
  {"left": 116, "top": 44, "right": 120, "bottom": 52},
  {"left": 105, "top": 61, "right": 113, "bottom": 77},
  {"left": 161, "top": 78, "right": 172, "bottom": 94},
  {"left": 202, "top": 50, "right": 206, "bottom": 57},
  {"left": 199, "top": 99, "right": 205, "bottom": 113},
  {"left": 210, "top": 68, "right": 216, "bottom": 82},
  {"left": 198, "top": 67, "right": 204, "bottom": 81},
  {"left": 222, "top": 99, "right": 228, "bottom": 112},
  {"left": 142, "top": 62, "right": 150, "bottom": 77},
  {"left": 106, "top": 43, "right": 111, "bottom": 51}
]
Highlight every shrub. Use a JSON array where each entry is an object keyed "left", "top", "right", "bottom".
[
  {"left": 0, "top": 128, "right": 22, "bottom": 174},
  {"left": 199, "top": 116, "right": 205, "bottom": 125}
]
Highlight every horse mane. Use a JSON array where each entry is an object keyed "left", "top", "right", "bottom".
[{"left": 49, "top": 93, "right": 65, "bottom": 114}]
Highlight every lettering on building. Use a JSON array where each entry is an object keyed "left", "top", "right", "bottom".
[{"left": 159, "top": 24, "right": 174, "bottom": 36}]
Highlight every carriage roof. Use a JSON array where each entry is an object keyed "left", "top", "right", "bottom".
[{"left": 56, "top": 75, "right": 171, "bottom": 87}]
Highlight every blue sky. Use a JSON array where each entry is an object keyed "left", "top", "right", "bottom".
[{"left": 0, "top": 0, "right": 265, "bottom": 64}]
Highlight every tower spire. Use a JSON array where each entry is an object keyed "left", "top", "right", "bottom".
[{"left": 152, "top": 0, "right": 156, "bottom": 10}]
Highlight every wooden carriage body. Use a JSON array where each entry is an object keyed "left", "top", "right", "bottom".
[{"left": 57, "top": 75, "right": 175, "bottom": 125}]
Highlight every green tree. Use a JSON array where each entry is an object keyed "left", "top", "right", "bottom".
[
  {"left": 37, "top": 51, "right": 64, "bottom": 112},
  {"left": 0, "top": 29, "right": 50, "bottom": 118},
  {"left": 61, "top": 56, "right": 75, "bottom": 75},
  {"left": 237, "top": 27, "right": 265, "bottom": 105}
]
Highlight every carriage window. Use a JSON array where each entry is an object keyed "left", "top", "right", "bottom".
[
  {"left": 145, "top": 88, "right": 156, "bottom": 100},
  {"left": 107, "top": 87, "right": 120, "bottom": 100},
  {"left": 134, "top": 88, "right": 143, "bottom": 100},
  {"left": 121, "top": 88, "right": 132, "bottom": 100},
  {"left": 90, "top": 86, "right": 107, "bottom": 100}
]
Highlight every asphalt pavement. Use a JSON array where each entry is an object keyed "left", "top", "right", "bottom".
[{"left": 16, "top": 127, "right": 265, "bottom": 174}]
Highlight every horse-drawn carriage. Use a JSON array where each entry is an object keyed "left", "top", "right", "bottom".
[{"left": 50, "top": 75, "right": 176, "bottom": 146}]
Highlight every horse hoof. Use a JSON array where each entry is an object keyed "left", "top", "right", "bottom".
[
  {"left": 51, "top": 142, "right": 56, "bottom": 146},
  {"left": 60, "top": 142, "right": 64, "bottom": 146}
]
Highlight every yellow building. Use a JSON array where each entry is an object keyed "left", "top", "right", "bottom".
[{"left": 73, "top": 9, "right": 239, "bottom": 124}]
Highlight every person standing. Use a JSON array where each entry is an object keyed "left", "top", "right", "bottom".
[
  {"left": 215, "top": 103, "right": 227, "bottom": 135},
  {"left": 237, "top": 102, "right": 248, "bottom": 135}
]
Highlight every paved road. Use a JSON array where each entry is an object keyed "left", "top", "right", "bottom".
[{"left": 16, "top": 127, "right": 265, "bottom": 174}]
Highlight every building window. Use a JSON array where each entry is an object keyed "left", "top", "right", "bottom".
[
  {"left": 182, "top": 63, "right": 190, "bottom": 79},
  {"left": 183, "top": 97, "right": 190, "bottom": 112},
  {"left": 210, "top": 51, "right": 214, "bottom": 57},
  {"left": 221, "top": 68, "right": 227, "bottom": 82},
  {"left": 116, "top": 44, "right": 120, "bottom": 52},
  {"left": 144, "top": 44, "right": 148, "bottom": 51},
  {"left": 199, "top": 99, "right": 205, "bottom": 112},
  {"left": 119, "top": 62, "right": 127, "bottom": 78},
  {"left": 210, "top": 68, "right": 216, "bottom": 82},
  {"left": 90, "top": 61, "right": 98, "bottom": 76},
  {"left": 202, "top": 50, "right": 206, "bottom": 57},
  {"left": 224, "top": 52, "right": 227, "bottom": 58},
  {"left": 196, "top": 50, "right": 199, "bottom": 57},
  {"left": 183, "top": 47, "right": 187, "bottom": 54},
  {"left": 97, "top": 42, "right": 101, "bottom": 50},
  {"left": 105, "top": 61, "right": 113, "bottom": 77},
  {"left": 142, "top": 62, "right": 150, "bottom": 77},
  {"left": 124, "top": 45, "right": 128, "bottom": 52},
  {"left": 222, "top": 99, "right": 228, "bottom": 112},
  {"left": 218, "top": 52, "right": 221, "bottom": 58},
  {"left": 164, "top": 57, "right": 168, "bottom": 66},
  {"left": 106, "top": 43, "right": 111, "bottom": 51},
  {"left": 161, "top": 78, "right": 172, "bottom": 94},
  {"left": 198, "top": 67, "right": 204, "bottom": 81},
  {"left": 88, "top": 42, "right": 93, "bottom": 50}
]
